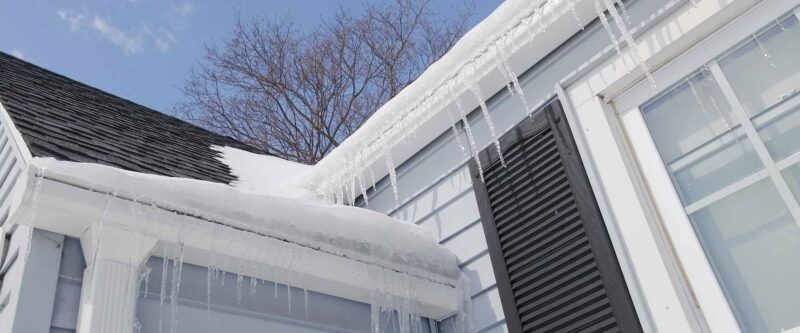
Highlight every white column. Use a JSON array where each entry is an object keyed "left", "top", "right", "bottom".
[{"left": 76, "top": 225, "right": 156, "bottom": 333}]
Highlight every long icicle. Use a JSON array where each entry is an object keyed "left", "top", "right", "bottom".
[
  {"left": 469, "top": 84, "right": 506, "bottom": 167},
  {"left": 567, "top": 0, "right": 584, "bottom": 30},
  {"left": 602, "top": 0, "right": 656, "bottom": 87},
  {"left": 444, "top": 108, "right": 468, "bottom": 157},
  {"left": 453, "top": 88, "right": 484, "bottom": 183},
  {"left": 384, "top": 149, "right": 399, "bottom": 204},
  {"left": 497, "top": 42, "right": 532, "bottom": 116}
]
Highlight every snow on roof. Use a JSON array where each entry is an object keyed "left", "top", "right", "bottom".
[
  {"left": 30, "top": 157, "right": 461, "bottom": 284},
  {"left": 212, "top": 146, "right": 321, "bottom": 201},
  {"left": 293, "top": 0, "right": 589, "bottom": 200}
]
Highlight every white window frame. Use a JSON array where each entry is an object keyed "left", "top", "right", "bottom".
[{"left": 614, "top": 0, "right": 800, "bottom": 332}]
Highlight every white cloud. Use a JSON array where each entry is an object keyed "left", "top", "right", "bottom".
[
  {"left": 57, "top": 9, "right": 85, "bottom": 32},
  {"left": 56, "top": 5, "right": 188, "bottom": 55},
  {"left": 171, "top": 3, "right": 194, "bottom": 17},
  {"left": 144, "top": 26, "right": 176, "bottom": 52},
  {"left": 91, "top": 16, "right": 143, "bottom": 54},
  {"left": 10, "top": 49, "right": 24, "bottom": 59}
]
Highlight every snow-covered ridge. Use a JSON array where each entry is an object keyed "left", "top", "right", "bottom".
[
  {"left": 294, "top": 0, "right": 589, "bottom": 200},
  {"left": 26, "top": 157, "right": 461, "bottom": 285}
]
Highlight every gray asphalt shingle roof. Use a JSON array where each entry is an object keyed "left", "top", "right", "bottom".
[{"left": 0, "top": 52, "right": 263, "bottom": 184}]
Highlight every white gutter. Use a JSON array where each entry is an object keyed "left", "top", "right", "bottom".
[
  {"left": 296, "top": 0, "right": 600, "bottom": 199},
  {"left": 8, "top": 159, "right": 460, "bottom": 322}
]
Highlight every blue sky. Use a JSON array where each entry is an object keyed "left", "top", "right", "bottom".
[{"left": 0, "top": 0, "right": 501, "bottom": 115}]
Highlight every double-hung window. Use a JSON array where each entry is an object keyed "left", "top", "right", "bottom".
[{"left": 636, "top": 8, "right": 800, "bottom": 333}]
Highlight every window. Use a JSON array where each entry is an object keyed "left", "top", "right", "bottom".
[{"left": 640, "top": 10, "right": 800, "bottom": 333}]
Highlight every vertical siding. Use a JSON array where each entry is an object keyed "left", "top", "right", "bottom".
[
  {"left": 0, "top": 101, "right": 66, "bottom": 333},
  {"left": 360, "top": 1, "right": 669, "bottom": 331}
]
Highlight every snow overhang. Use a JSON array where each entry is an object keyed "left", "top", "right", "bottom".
[
  {"left": 295, "top": 0, "right": 600, "bottom": 200},
  {"left": 9, "top": 158, "right": 461, "bottom": 319}
]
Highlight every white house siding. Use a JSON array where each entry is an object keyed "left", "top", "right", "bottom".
[
  {"left": 0, "top": 101, "right": 65, "bottom": 333},
  {"left": 49, "top": 237, "right": 85, "bottom": 333},
  {"left": 361, "top": 1, "right": 671, "bottom": 331}
]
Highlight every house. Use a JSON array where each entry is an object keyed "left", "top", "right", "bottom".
[{"left": 1, "top": 0, "right": 799, "bottom": 332}]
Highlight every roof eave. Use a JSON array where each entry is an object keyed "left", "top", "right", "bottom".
[{"left": 9, "top": 161, "right": 461, "bottom": 320}]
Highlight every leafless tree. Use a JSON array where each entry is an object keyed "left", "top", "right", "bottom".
[{"left": 177, "top": 0, "right": 474, "bottom": 164}]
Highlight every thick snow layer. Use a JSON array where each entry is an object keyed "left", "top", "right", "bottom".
[
  {"left": 212, "top": 146, "right": 323, "bottom": 201},
  {"left": 30, "top": 157, "right": 461, "bottom": 284}
]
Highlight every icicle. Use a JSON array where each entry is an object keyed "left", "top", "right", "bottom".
[
  {"left": 158, "top": 248, "right": 168, "bottom": 333},
  {"left": 358, "top": 174, "right": 369, "bottom": 205},
  {"left": 453, "top": 88, "right": 485, "bottom": 183},
  {"left": 567, "top": 0, "right": 584, "bottom": 30},
  {"left": 369, "top": 168, "right": 378, "bottom": 192},
  {"left": 206, "top": 266, "right": 212, "bottom": 314},
  {"left": 497, "top": 43, "right": 533, "bottom": 115},
  {"left": 496, "top": 57, "right": 515, "bottom": 96},
  {"left": 687, "top": 76, "right": 714, "bottom": 126},
  {"left": 348, "top": 175, "right": 357, "bottom": 206},
  {"left": 700, "top": 65, "right": 733, "bottom": 132},
  {"left": 384, "top": 150, "right": 399, "bottom": 204},
  {"left": 236, "top": 274, "right": 244, "bottom": 304},
  {"left": 595, "top": 0, "right": 627, "bottom": 66},
  {"left": 468, "top": 84, "right": 506, "bottom": 167},
  {"left": 613, "top": 0, "right": 632, "bottom": 27},
  {"left": 753, "top": 33, "right": 777, "bottom": 69},
  {"left": 169, "top": 244, "right": 185, "bottom": 333},
  {"left": 304, "top": 288, "right": 309, "bottom": 318},
  {"left": 444, "top": 108, "right": 468, "bottom": 157},
  {"left": 371, "top": 301, "right": 381, "bottom": 333},
  {"left": 140, "top": 265, "right": 153, "bottom": 298},
  {"left": 602, "top": 0, "right": 656, "bottom": 87}
]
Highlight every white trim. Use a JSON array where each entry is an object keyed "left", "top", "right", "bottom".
[
  {"left": 555, "top": 84, "right": 657, "bottom": 332},
  {"left": 607, "top": 1, "right": 800, "bottom": 331},
  {"left": 666, "top": 126, "right": 746, "bottom": 174},
  {"left": 684, "top": 170, "right": 769, "bottom": 214},
  {"left": 707, "top": 62, "right": 800, "bottom": 222},
  {"left": 777, "top": 153, "right": 800, "bottom": 171},
  {"left": 620, "top": 109, "right": 741, "bottom": 332},
  {"left": 8, "top": 164, "right": 460, "bottom": 321},
  {"left": 567, "top": 96, "right": 698, "bottom": 332},
  {"left": 615, "top": 0, "right": 799, "bottom": 113}
]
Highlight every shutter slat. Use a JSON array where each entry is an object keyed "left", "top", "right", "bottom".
[{"left": 470, "top": 101, "right": 642, "bottom": 333}]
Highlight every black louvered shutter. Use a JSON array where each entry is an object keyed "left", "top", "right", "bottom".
[{"left": 470, "top": 100, "right": 642, "bottom": 333}]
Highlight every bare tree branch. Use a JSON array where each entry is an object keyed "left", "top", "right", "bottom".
[{"left": 177, "top": 0, "right": 474, "bottom": 164}]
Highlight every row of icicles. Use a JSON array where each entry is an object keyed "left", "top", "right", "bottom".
[
  {"left": 330, "top": 0, "right": 660, "bottom": 209},
  {"left": 26, "top": 1, "right": 744, "bottom": 332}
]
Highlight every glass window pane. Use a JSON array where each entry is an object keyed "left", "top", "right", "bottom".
[
  {"left": 643, "top": 71, "right": 761, "bottom": 204},
  {"left": 783, "top": 162, "right": 800, "bottom": 203},
  {"left": 757, "top": 104, "right": 800, "bottom": 162},
  {"left": 719, "top": 14, "right": 800, "bottom": 116},
  {"left": 690, "top": 179, "right": 800, "bottom": 333},
  {"left": 643, "top": 69, "right": 737, "bottom": 163},
  {"left": 672, "top": 138, "right": 762, "bottom": 204}
]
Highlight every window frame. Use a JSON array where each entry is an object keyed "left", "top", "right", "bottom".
[{"left": 614, "top": 1, "right": 800, "bottom": 332}]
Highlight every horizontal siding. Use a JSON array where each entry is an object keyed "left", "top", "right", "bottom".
[{"left": 360, "top": 1, "right": 671, "bottom": 331}]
